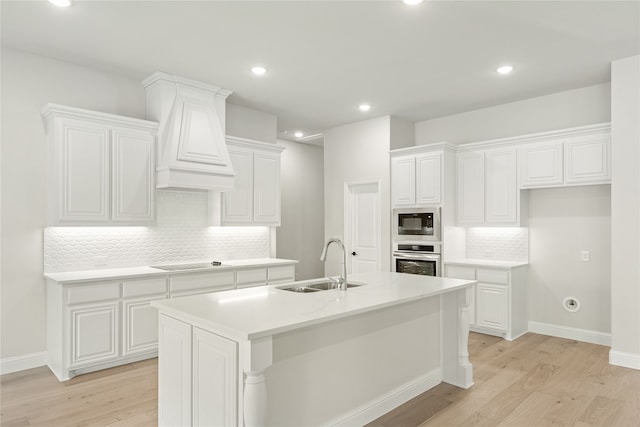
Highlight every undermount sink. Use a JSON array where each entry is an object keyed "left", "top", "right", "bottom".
[{"left": 277, "top": 278, "right": 364, "bottom": 293}]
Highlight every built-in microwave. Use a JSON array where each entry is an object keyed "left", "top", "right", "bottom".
[{"left": 392, "top": 207, "right": 441, "bottom": 242}]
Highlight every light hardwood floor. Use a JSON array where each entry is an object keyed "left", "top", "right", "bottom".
[{"left": 1, "top": 333, "right": 638, "bottom": 426}]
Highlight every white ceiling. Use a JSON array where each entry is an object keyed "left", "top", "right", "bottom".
[{"left": 2, "top": 1, "right": 639, "bottom": 143}]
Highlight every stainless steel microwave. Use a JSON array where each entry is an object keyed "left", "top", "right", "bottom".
[{"left": 392, "top": 207, "right": 441, "bottom": 242}]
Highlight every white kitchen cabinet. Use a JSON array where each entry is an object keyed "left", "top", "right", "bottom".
[
  {"left": 391, "top": 152, "right": 442, "bottom": 207},
  {"left": 519, "top": 129, "right": 610, "bottom": 188},
  {"left": 236, "top": 267, "right": 267, "bottom": 289},
  {"left": 122, "top": 277, "right": 167, "bottom": 357},
  {"left": 158, "top": 315, "right": 238, "bottom": 427},
  {"left": 564, "top": 132, "right": 610, "bottom": 185},
  {"left": 192, "top": 327, "right": 238, "bottom": 427},
  {"left": 444, "top": 263, "right": 528, "bottom": 340},
  {"left": 169, "top": 270, "right": 236, "bottom": 297},
  {"left": 475, "top": 283, "right": 509, "bottom": 331},
  {"left": 42, "top": 104, "right": 158, "bottom": 226},
  {"left": 267, "top": 265, "right": 296, "bottom": 284},
  {"left": 69, "top": 301, "right": 120, "bottom": 368},
  {"left": 456, "top": 151, "right": 485, "bottom": 224},
  {"left": 457, "top": 147, "right": 523, "bottom": 226},
  {"left": 222, "top": 137, "right": 284, "bottom": 226},
  {"left": 519, "top": 140, "right": 564, "bottom": 188}
]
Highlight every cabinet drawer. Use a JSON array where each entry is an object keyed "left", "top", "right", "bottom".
[
  {"left": 268, "top": 265, "right": 295, "bottom": 282},
  {"left": 236, "top": 268, "right": 267, "bottom": 286},
  {"left": 170, "top": 271, "right": 235, "bottom": 294},
  {"left": 445, "top": 265, "right": 475, "bottom": 280},
  {"left": 67, "top": 282, "right": 120, "bottom": 305},
  {"left": 476, "top": 269, "right": 509, "bottom": 285},
  {"left": 123, "top": 277, "right": 167, "bottom": 298}
]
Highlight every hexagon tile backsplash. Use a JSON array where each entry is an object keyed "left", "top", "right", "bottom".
[{"left": 44, "top": 191, "right": 271, "bottom": 273}]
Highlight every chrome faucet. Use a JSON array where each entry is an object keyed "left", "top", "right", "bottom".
[{"left": 320, "top": 236, "right": 348, "bottom": 290}]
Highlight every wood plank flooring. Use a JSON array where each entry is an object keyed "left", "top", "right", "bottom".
[{"left": 1, "top": 333, "right": 638, "bottom": 426}]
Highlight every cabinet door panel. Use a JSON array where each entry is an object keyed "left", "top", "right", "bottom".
[
  {"left": 457, "top": 152, "right": 485, "bottom": 224},
  {"left": 158, "top": 315, "right": 192, "bottom": 427},
  {"left": 476, "top": 284, "right": 508, "bottom": 331},
  {"left": 391, "top": 156, "right": 416, "bottom": 207},
  {"left": 236, "top": 268, "right": 267, "bottom": 288},
  {"left": 69, "top": 302, "right": 119, "bottom": 367},
  {"left": 170, "top": 271, "right": 235, "bottom": 295},
  {"left": 268, "top": 265, "right": 296, "bottom": 283},
  {"left": 565, "top": 134, "right": 610, "bottom": 184},
  {"left": 519, "top": 141, "right": 563, "bottom": 188},
  {"left": 112, "top": 128, "right": 155, "bottom": 222},
  {"left": 123, "top": 297, "right": 163, "bottom": 356},
  {"left": 222, "top": 148, "right": 253, "bottom": 223},
  {"left": 485, "top": 148, "right": 517, "bottom": 224},
  {"left": 57, "top": 119, "right": 110, "bottom": 222},
  {"left": 416, "top": 153, "right": 442, "bottom": 205},
  {"left": 192, "top": 328, "right": 238, "bottom": 427},
  {"left": 253, "top": 152, "right": 281, "bottom": 224}
]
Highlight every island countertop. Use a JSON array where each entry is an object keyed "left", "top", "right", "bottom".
[{"left": 152, "top": 271, "right": 476, "bottom": 341}]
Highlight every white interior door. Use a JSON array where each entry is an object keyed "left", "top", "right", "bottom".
[{"left": 345, "top": 181, "right": 381, "bottom": 274}]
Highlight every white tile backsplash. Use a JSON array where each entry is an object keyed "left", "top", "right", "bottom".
[
  {"left": 465, "top": 227, "right": 528, "bottom": 262},
  {"left": 44, "top": 190, "right": 271, "bottom": 272}
]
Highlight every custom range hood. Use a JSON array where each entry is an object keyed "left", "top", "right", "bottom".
[{"left": 143, "top": 72, "right": 234, "bottom": 190}]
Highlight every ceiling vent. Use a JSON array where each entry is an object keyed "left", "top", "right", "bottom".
[{"left": 143, "top": 72, "right": 234, "bottom": 190}]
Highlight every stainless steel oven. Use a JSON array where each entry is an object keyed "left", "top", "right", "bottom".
[
  {"left": 392, "top": 242, "right": 441, "bottom": 277},
  {"left": 393, "top": 207, "right": 441, "bottom": 242}
]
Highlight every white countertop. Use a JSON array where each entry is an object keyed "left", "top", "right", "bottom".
[
  {"left": 444, "top": 259, "right": 528, "bottom": 269},
  {"left": 151, "top": 271, "right": 476, "bottom": 341},
  {"left": 44, "top": 258, "right": 298, "bottom": 284}
]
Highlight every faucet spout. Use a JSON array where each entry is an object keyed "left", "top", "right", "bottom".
[{"left": 320, "top": 236, "right": 348, "bottom": 290}]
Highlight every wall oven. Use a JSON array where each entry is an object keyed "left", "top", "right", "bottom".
[
  {"left": 392, "top": 242, "right": 441, "bottom": 277},
  {"left": 393, "top": 207, "right": 441, "bottom": 242}
]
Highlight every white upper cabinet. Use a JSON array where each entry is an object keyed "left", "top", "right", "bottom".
[
  {"left": 221, "top": 137, "right": 283, "bottom": 226},
  {"left": 519, "top": 140, "right": 564, "bottom": 188},
  {"left": 457, "top": 147, "right": 521, "bottom": 226},
  {"left": 485, "top": 148, "right": 518, "bottom": 224},
  {"left": 519, "top": 128, "right": 610, "bottom": 188},
  {"left": 42, "top": 104, "right": 158, "bottom": 226},
  {"left": 564, "top": 132, "right": 610, "bottom": 185},
  {"left": 391, "top": 151, "right": 442, "bottom": 207},
  {"left": 456, "top": 151, "right": 485, "bottom": 224}
]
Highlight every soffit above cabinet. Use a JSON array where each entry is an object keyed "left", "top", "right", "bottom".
[{"left": 143, "top": 72, "right": 235, "bottom": 191}]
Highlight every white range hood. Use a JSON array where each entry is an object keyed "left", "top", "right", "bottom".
[{"left": 143, "top": 72, "right": 235, "bottom": 190}]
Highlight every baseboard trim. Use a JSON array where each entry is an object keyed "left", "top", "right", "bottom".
[
  {"left": 528, "top": 321, "right": 611, "bottom": 346},
  {"left": 609, "top": 350, "right": 640, "bottom": 370},
  {"left": 0, "top": 352, "right": 47, "bottom": 375},
  {"left": 328, "top": 369, "right": 442, "bottom": 427}
]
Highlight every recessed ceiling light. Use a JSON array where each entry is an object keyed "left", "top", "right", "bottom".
[
  {"left": 48, "top": 0, "right": 73, "bottom": 7},
  {"left": 497, "top": 65, "right": 514, "bottom": 75},
  {"left": 358, "top": 104, "right": 371, "bottom": 112},
  {"left": 402, "top": 0, "right": 424, "bottom": 5},
  {"left": 251, "top": 66, "right": 267, "bottom": 76},
  {"left": 294, "top": 131, "right": 304, "bottom": 138}
]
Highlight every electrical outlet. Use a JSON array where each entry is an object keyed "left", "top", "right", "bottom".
[{"left": 581, "top": 251, "right": 590, "bottom": 262}]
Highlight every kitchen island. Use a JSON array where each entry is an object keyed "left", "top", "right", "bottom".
[{"left": 152, "top": 271, "right": 476, "bottom": 427}]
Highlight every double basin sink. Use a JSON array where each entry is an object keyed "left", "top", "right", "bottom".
[{"left": 277, "top": 278, "right": 364, "bottom": 293}]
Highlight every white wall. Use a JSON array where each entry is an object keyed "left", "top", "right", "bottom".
[
  {"left": 276, "top": 140, "right": 324, "bottom": 280},
  {"left": 323, "top": 116, "right": 392, "bottom": 276},
  {"left": 226, "top": 103, "right": 277, "bottom": 143},
  {"left": 416, "top": 83, "right": 611, "bottom": 145},
  {"left": 528, "top": 186, "right": 611, "bottom": 334},
  {"left": 1, "top": 48, "right": 147, "bottom": 360},
  {"left": 390, "top": 116, "right": 415, "bottom": 150},
  {"left": 610, "top": 55, "right": 640, "bottom": 368}
]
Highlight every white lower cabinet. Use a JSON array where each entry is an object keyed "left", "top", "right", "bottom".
[
  {"left": 47, "top": 261, "right": 296, "bottom": 381},
  {"left": 445, "top": 263, "right": 528, "bottom": 340},
  {"left": 69, "top": 301, "right": 120, "bottom": 368},
  {"left": 158, "top": 314, "right": 238, "bottom": 427}
]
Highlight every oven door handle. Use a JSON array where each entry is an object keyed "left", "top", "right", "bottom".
[{"left": 393, "top": 252, "right": 441, "bottom": 260}]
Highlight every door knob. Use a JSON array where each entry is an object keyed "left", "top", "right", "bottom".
[{"left": 351, "top": 251, "right": 357, "bottom": 256}]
